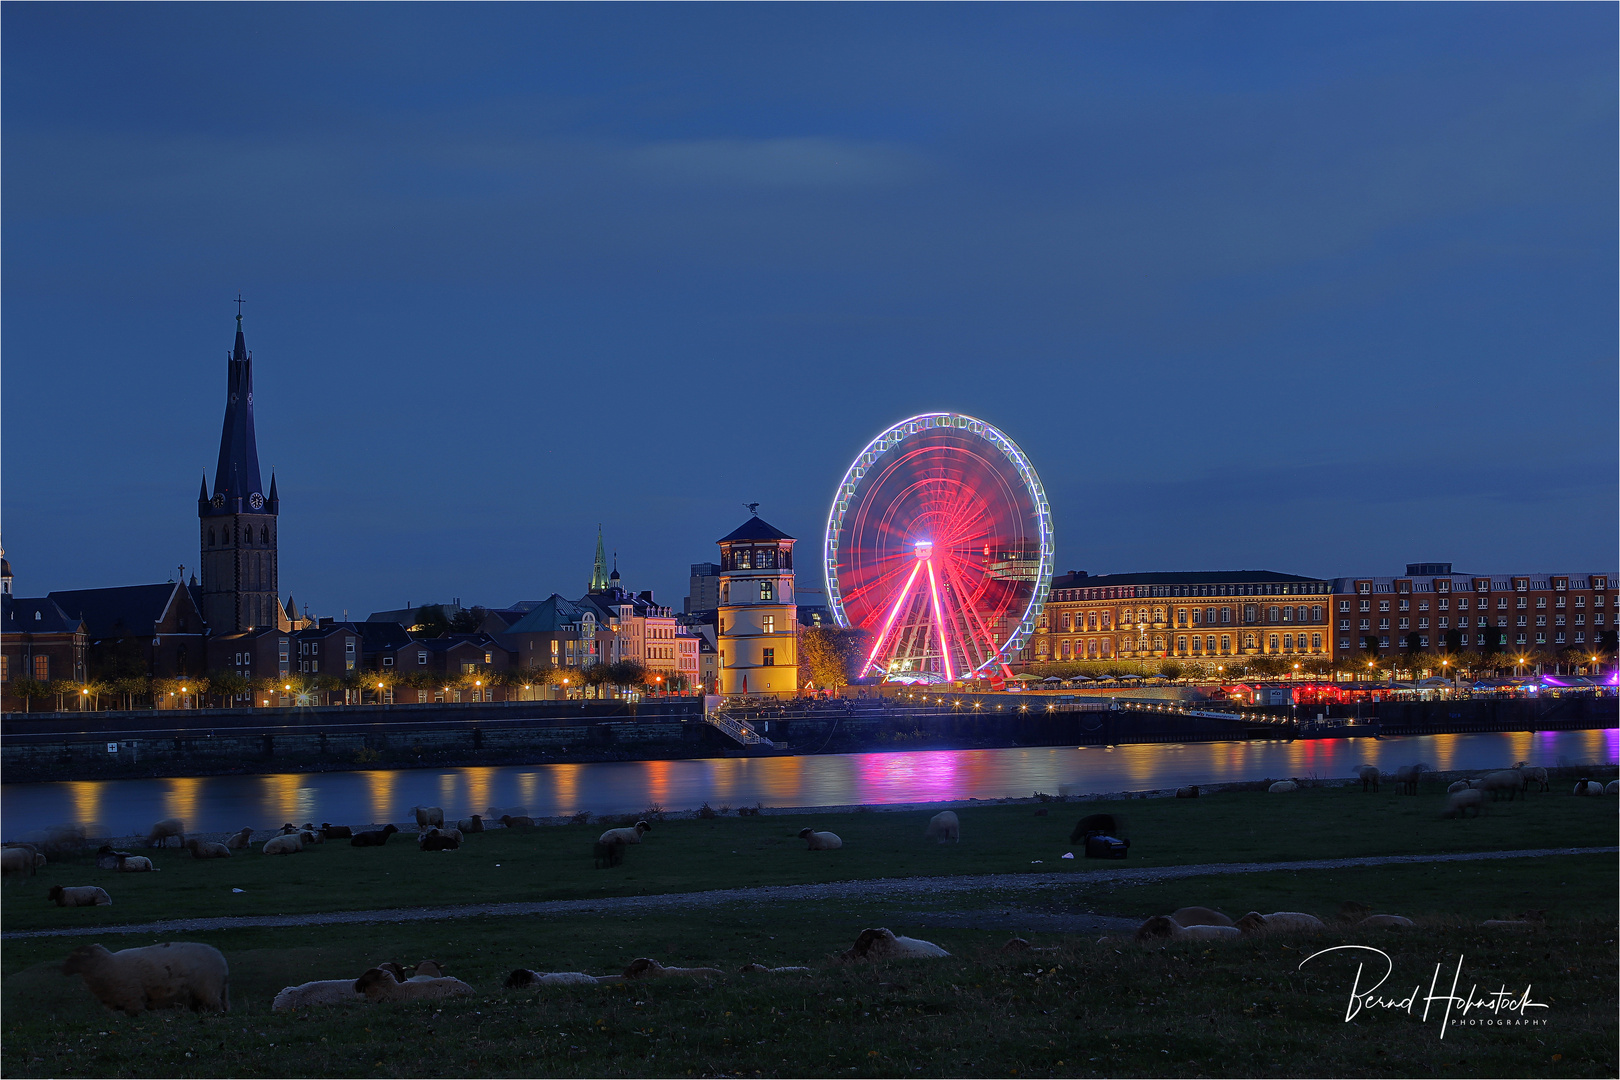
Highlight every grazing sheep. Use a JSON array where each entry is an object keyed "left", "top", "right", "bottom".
[
  {"left": 1170, "top": 906, "right": 1234, "bottom": 928},
  {"left": 353, "top": 967, "right": 472, "bottom": 1002},
  {"left": 838, "top": 927, "right": 950, "bottom": 961},
  {"left": 457, "top": 815, "right": 485, "bottom": 833},
  {"left": 62, "top": 942, "right": 229, "bottom": 1015},
  {"left": 924, "top": 811, "right": 960, "bottom": 844},
  {"left": 262, "top": 833, "right": 304, "bottom": 856},
  {"left": 224, "top": 828, "right": 255, "bottom": 850},
  {"left": 320, "top": 824, "right": 353, "bottom": 839},
  {"left": 1175, "top": 785, "right": 1199, "bottom": 799},
  {"left": 1, "top": 847, "right": 41, "bottom": 876},
  {"left": 350, "top": 825, "right": 400, "bottom": 847},
  {"left": 1572, "top": 778, "right": 1602, "bottom": 796},
  {"left": 500, "top": 815, "right": 535, "bottom": 829},
  {"left": 1356, "top": 765, "right": 1380, "bottom": 792},
  {"left": 622, "top": 958, "right": 725, "bottom": 980},
  {"left": 598, "top": 821, "right": 651, "bottom": 846},
  {"left": 272, "top": 979, "right": 366, "bottom": 1009},
  {"left": 1267, "top": 780, "right": 1299, "bottom": 794},
  {"left": 145, "top": 818, "right": 186, "bottom": 849},
  {"left": 738, "top": 963, "right": 812, "bottom": 973},
  {"left": 1133, "top": 916, "right": 1240, "bottom": 943},
  {"left": 418, "top": 828, "right": 460, "bottom": 852},
  {"left": 1395, "top": 764, "right": 1426, "bottom": 796},
  {"left": 505, "top": 969, "right": 603, "bottom": 987},
  {"left": 1069, "top": 813, "right": 1120, "bottom": 844},
  {"left": 1446, "top": 779, "right": 1474, "bottom": 794},
  {"left": 116, "top": 856, "right": 155, "bottom": 873},
  {"left": 1515, "top": 764, "right": 1549, "bottom": 793},
  {"left": 1356, "top": 915, "right": 1415, "bottom": 929},
  {"left": 49, "top": 885, "right": 112, "bottom": 907},
  {"left": 1236, "top": 911, "right": 1325, "bottom": 935},
  {"left": 411, "top": 806, "right": 444, "bottom": 829},
  {"left": 799, "top": 828, "right": 842, "bottom": 851},
  {"left": 1478, "top": 770, "right": 1522, "bottom": 802},
  {"left": 1443, "top": 788, "right": 1485, "bottom": 819}
]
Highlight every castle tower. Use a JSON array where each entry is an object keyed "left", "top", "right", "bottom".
[
  {"left": 198, "top": 310, "right": 280, "bottom": 633},
  {"left": 716, "top": 512, "right": 798, "bottom": 697}
]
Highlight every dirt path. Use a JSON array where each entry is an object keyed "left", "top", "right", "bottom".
[{"left": 6, "top": 845, "right": 1611, "bottom": 940}]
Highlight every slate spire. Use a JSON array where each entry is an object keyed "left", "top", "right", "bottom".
[{"left": 207, "top": 310, "right": 266, "bottom": 515}]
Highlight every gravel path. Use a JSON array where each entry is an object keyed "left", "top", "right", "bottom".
[{"left": 7, "top": 845, "right": 1611, "bottom": 941}]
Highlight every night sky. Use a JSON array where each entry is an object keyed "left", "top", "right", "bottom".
[{"left": 4, "top": 5, "right": 1615, "bottom": 619}]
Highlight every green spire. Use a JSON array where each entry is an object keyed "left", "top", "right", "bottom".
[{"left": 590, "top": 525, "right": 609, "bottom": 591}]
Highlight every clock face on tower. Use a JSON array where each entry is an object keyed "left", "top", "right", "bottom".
[
  {"left": 249, "top": 493, "right": 264, "bottom": 509},
  {"left": 211, "top": 494, "right": 225, "bottom": 508}
]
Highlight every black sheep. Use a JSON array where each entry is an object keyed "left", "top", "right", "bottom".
[{"left": 350, "top": 824, "right": 400, "bottom": 847}]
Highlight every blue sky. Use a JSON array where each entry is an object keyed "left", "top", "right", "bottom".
[{"left": 4, "top": 4, "right": 1615, "bottom": 618}]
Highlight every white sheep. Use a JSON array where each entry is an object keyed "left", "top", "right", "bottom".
[
  {"left": 598, "top": 821, "right": 652, "bottom": 846},
  {"left": 1516, "top": 764, "right": 1549, "bottom": 792},
  {"left": 1, "top": 847, "right": 42, "bottom": 875},
  {"left": 1572, "top": 778, "right": 1602, "bottom": 796},
  {"left": 1446, "top": 779, "right": 1474, "bottom": 794},
  {"left": 412, "top": 806, "right": 445, "bottom": 829},
  {"left": 224, "top": 827, "right": 254, "bottom": 850},
  {"left": 1607, "top": 780, "right": 1619, "bottom": 795},
  {"left": 1356, "top": 915, "right": 1415, "bottom": 929},
  {"left": 839, "top": 927, "right": 950, "bottom": 961},
  {"left": 1236, "top": 911, "right": 1325, "bottom": 934},
  {"left": 924, "top": 811, "right": 960, "bottom": 844},
  {"left": 1443, "top": 788, "right": 1485, "bottom": 818},
  {"left": 1133, "top": 916, "right": 1241, "bottom": 943},
  {"left": 1355, "top": 765, "right": 1380, "bottom": 792},
  {"left": 1267, "top": 780, "right": 1299, "bottom": 793},
  {"left": 1170, "top": 906, "right": 1234, "bottom": 927},
  {"left": 262, "top": 833, "right": 304, "bottom": 856},
  {"left": 799, "top": 828, "right": 843, "bottom": 850},
  {"left": 62, "top": 942, "right": 229, "bottom": 1014},
  {"left": 186, "top": 839, "right": 232, "bottom": 860},
  {"left": 1478, "top": 770, "right": 1522, "bottom": 801},
  {"left": 354, "top": 967, "right": 471, "bottom": 1002},
  {"left": 272, "top": 979, "right": 366, "bottom": 1009},
  {"left": 504, "top": 969, "right": 604, "bottom": 987},
  {"left": 145, "top": 818, "right": 186, "bottom": 848},
  {"left": 622, "top": 958, "right": 726, "bottom": 980},
  {"left": 116, "top": 856, "right": 155, "bottom": 872},
  {"left": 49, "top": 885, "right": 112, "bottom": 907}
]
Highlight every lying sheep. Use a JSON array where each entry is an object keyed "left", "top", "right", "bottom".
[
  {"left": 1, "top": 847, "right": 44, "bottom": 876},
  {"left": 185, "top": 839, "right": 232, "bottom": 860},
  {"left": 1134, "top": 916, "right": 1241, "bottom": 943},
  {"left": 262, "top": 833, "right": 303, "bottom": 856},
  {"left": 1170, "top": 906, "right": 1234, "bottom": 928},
  {"left": 457, "top": 815, "right": 485, "bottom": 833},
  {"left": 505, "top": 969, "right": 604, "bottom": 987},
  {"left": 272, "top": 978, "right": 366, "bottom": 1009},
  {"left": 1478, "top": 770, "right": 1522, "bottom": 802},
  {"left": 49, "top": 885, "right": 112, "bottom": 907},
  {"left": 1573, "top": 778, "right": 1602, "bottom": 796},
  {"left": 598, "top": 821, "right": 651, "bottom": 846},
  {"left": 1267, "top": 780, "right": 1299, "bottom": 794},
  {"left": 145, "top": 818, "right": 186, "bottom": 848},
  {"left": 1607, "top": 780, "right": 1619, "bottom": 795},
  {"left": 354, "top": 967, "right": 472, "bottom": 1002},
  {"left": 1443, "top": 788, "right": 1485, "bottom": 819},
  {"left": 418, "top": 829, "right": 460, "bottom": 852},
  {"left": 224, "top": 828, "right": 255, "bottom": 850},
  {"left": 412, "top": 806, "right": 444, "bottom": 829},
  {"left": 279, "top": 824, "right": 298, "bottom": 834},
  {"left": 622, "top": 958, "right": 725, "bottom": 980},
  {"left": 1356, "top": 765, "right": 1380, "bottom": 792},
  {"left": 320, "top": 823, "right": 353, "bottom": 839},
  {"left": 300, "top": 830, "right": 323, "bottom": 846},
  {"left": 1446, "top": 779, "right": 1474, "bottom": 794},
  {"left": 1236, "top": 911, "right": 1325, "bottom": 935},
  {"left": 924, "top": 811, "right": 960, "bottom": 844},
  {"left": 116, "top": 856, "right": 155, "bottom": 873},
  {"left": 839, "top": 927, "right": 949, "bottom": 961},
  {"left": 350, "top": 825, "right": 399, "bottom": 847},
  {"left": 799, "top": 828, "right": 842, "bottom": 851},
  {"left": 1356, "top": 915, "right": 1415, "bottom": 929},
  {"left": 1175, "top": 785, "right": 1199, "bottom": 799},
  {"left": 95, "top": 845, "right": 133, "bottom": 871},
  {"left": 62, "top": 942, "right": 229, "bottom": 1015},
  {"left": 500, "top": 815, "right": 535, "bottom": 829}
]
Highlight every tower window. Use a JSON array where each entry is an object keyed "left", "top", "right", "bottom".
[
  {"left": 761, "top": 648, "right": 775, "bottom": 666},
  {"left": 760, "top": 581, "right": 773, "bottom": 601},
  {"left": 261, "top": 526, "right": 269, "bottom": 544},
  {"left": 208, "top": 528, "right": 215, "bottom": 546}
]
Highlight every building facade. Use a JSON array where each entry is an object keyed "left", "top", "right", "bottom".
[
  {"left": 1332, "top": 563, "right": 1618, "bottom": 658},
  {"left": 1035, "top": 570, "right": 1335, "bottom": 663},
  {"left": 684, "top": 563, "right": 720, "bottom": 613},
  {"left": 716, "top": 514, "right": 798, "bottom": 696}
]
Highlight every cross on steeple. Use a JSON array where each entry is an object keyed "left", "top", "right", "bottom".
[{"left": 235, "top": 293, "right": 246, "bottom": 319}]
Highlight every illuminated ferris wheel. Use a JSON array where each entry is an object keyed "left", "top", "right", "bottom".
[{"left": 824, "top": 413, "right": 1054, "bottom": 684}]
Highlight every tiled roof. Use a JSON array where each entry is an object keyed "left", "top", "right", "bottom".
[
  {"left": 3, "top": 595, "right": 85, "bottom": 634},
  {"left": 717, "top": 516, "right": 795, "bottom": 543},
  {"left": 47, "top": 583, "right": 183, "bottom": 638}
]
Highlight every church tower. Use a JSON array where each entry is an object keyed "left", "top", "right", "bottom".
[
  {"left": 716, "top": 511, "right": 798, "bottom": 697},
  {"left": 198, "top": 309, "right": 280, "bottom": 633}
]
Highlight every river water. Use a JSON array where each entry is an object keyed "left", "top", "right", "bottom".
[{"left": 3, "top": 729, "right": 1615, "bottom": 841}]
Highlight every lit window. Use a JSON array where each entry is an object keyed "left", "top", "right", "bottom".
[
  {"left": 761, "top": 648, "right": 775, "bottom": 666},
  {"left": 762, "top": 615, "right": 775, "bottom": 635},
  {"left": 760, "top": 581, "right": 774, "bottom": 601}
]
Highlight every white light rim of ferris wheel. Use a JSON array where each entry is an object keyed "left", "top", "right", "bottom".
[{"left": 822, "top": 411, "right": 1055, "bottom": 674}]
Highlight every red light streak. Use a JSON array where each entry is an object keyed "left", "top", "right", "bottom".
[
  {"left": 865, "top": 560, "right": 923, "bottom": 675},
  {"left": 925, "top": 555, "right": 955, "bottom": 682}
]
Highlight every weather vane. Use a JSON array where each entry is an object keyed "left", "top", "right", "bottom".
[{"left": 745, "top": 502, "right": 760, "bottom": 515}]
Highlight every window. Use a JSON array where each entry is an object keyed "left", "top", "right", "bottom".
[
  {"left": 1220, "top": 607, "right": 1231, "bottom": 624},
  {"left": 1190, "top": 608, "right": 1202, "bottom": 625},
  {"left": 1378, "top": 618, "right": 1389, "bottom": 630},
  {"left": 1311, "top": 606, "right": 1323, "bottom": 621},
  {"left": 34, "top": 655, "right": 49, "bottom": 680},
  {"left": 208, "top": 528, "right": 215, "bottom": 546},
  {"left": 1268, "top": 607, "right": 1280, "bottom": 622},
  {"left": 1535, "top": 616, "right": 1545, "bottom": 627},
  {"left": 383, "top": 656, "right": 394, "bottom": 667},
  {"left": 1338, "top": 601, "right": 1349, "bottom": 612},
  {"left": 1177, "top": 636, "right": 1187, "bottom": 652},
  {"left": 760, "top": 581, "right": 774, "bottom": 601},
  {"left": 1270, "top": 634, "right": 1281, "bottom": 651},
  {"left": 1418, "top": 601, "right": 1429, "bottom": 612},
  {"left": 1219, "top": 634, "right": 1230, "bottom": 653},
  {"left": 762, "top": 615, "right": 775, "bottom": 635},
  {"left": 484, "top": 651, "right": 493, "bottom": 663},
  {"left": 1419, "top": 636, "right": 1429, "bottom": 647},
  {"left": 1438, "top": 617, "right": 1448, "bottom": 629},
  {"left": 418, "top": 651, "right": 428, "bottom": 665},
  {"left": 1418, "top": 618, "right": 1428, "bottom": 629},
  {"left": 1379, "top": 600, "right": 1390, "bottom": 612},
  {"left": 1576, "top": 596, "right": 1586, "bottom": 607},
  {"left": 261, "top": 526, "right": 269, "bottom": 544},
  {"left": 1398, "top": 618, "right": 1409, "bottom": 630},
  {"left": 1399, "top": 599, "right": 1409, "bottom": 612},
  {"left": 1555, "top": 596, "right": 1565, "bottom": 608},
  {"left": 1359, "top": 600, "right": 1370, "bottom": 612},
  {"left": 761, "top": 648, "right": 775, "bottom": 666},
  {"left": 1311, "top": 633, "right": 1322, "bottom": 651},
  {"left": 1438, "top": 599, "right": 1449, "bottom": 610}
]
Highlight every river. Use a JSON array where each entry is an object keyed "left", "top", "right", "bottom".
[{"left": 3, "top": 729, "right": 1615, "bottom": 841}]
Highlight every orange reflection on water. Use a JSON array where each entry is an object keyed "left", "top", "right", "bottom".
[
  {"left": 461, "top": 767, "right": 494, "bottom": 818},
  {"left": 548, "top": 763, "right": 581, "bottom": 812},
  {"left": 517, "top": 770, "right": 539, "bottom": 811},
  {"left": 163, "top": 776, "right": 203, "bottom": 829},
  {"left": 260, "top": 773, "right": 311, "bottom": 824},
  {"left": 644, "top": 759, "right": 672, "bottom": 809},
  {"left": 359, "top": 770, "right": 397, "bottom": 826},
  {"left": 66, "top": 780, "right": 103, "bottom": 833}
]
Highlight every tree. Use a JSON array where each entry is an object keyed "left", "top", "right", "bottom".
[
  {"left": 208, "top": 671, "right": 250, "bottom": 708},
  {"left": 799, "top": 626, "right": 872, "bottom": 691},
  {"left": 1248, "top": 655, "right": 1284, "bottom": 678},
  {"left": 606, "top": 660, "right": 646, "bottom": 695},
  {"left": 582, "top": 663, "right": 613, "bottom": 699},
  {"left": 449, "top": 606, "right": 488, "bottom": 634},
  {"left": 411, "top": 605, "right": 450, "bottom": 638},
  {"left": 112, "top": 675, "right": 149, "bottom": 711},
  {"left": 9, "top": 678, "right": 46, "bottom": 713},
  {"left": 1157, "top": 661, "right": 1185, "bottom": 682}
]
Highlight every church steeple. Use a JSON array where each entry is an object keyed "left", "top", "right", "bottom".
[
  {"left": 205, "top": 306, "right": 266, "bottom": 516},
  {"left": 589, "top": 525, "right": 610, "bottom": 592}
]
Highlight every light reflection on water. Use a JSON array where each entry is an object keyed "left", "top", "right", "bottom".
[{"left": 3, "top": 730, "right": 1614, "bottom": 840}]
